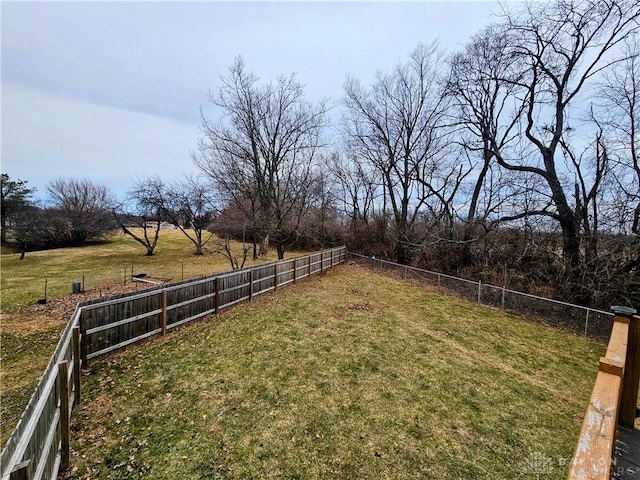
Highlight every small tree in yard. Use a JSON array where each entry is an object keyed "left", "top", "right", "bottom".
[
  {"left": 159, "top": 176, "right": 217, "bottom": 256},
  {"left": 211, "top": 235, "right": 252, "bottom": 270},
  {"left": 112, "top": 179, "right": 165, "bottom": 256}
]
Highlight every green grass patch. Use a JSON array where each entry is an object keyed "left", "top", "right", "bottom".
[
  {"left": 68, "top": 264, "right": 603, "bottom": 479},
  {"left": 0, "top": 328, "right": 64, "bottom": 445}
]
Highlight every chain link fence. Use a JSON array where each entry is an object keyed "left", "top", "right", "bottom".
[{"left": 350, "top": 253, "right": 614, "bottom": 341}]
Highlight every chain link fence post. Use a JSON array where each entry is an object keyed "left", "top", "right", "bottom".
[{"left": 584, "top": 309, "right": 589, "bottom": 337}]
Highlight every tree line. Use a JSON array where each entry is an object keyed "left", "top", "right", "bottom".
[{"left": 2, "top": 0, "right": 639, "bottom": 309}]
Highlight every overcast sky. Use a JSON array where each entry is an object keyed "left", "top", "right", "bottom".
[{"left": 1, "top": 1, "right": 506, "bottom": 202}]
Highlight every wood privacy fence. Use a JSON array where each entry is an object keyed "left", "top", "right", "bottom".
[
  {"left": 567, "top": 307, "right": 640, "bottom": 480},
  {"left": 0, "top": 247, "right": 346, "bottom": 480}
]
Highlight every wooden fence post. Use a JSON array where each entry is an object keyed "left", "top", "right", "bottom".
[
  {"left": 330, "top": 250, "right": 334, "bottom": 268},
  {"left": 320, "top": 252, "right": 324, "bottom": 272},
  {"left": 249, "top": 269, "right": 254, "bottom": 301},
  {"left": 274, "top": 263, "right": 279, "bottom": 291},
  {"left": 161, "top": 290, "right": 168, "bottom": 339},
  {"left": 80, "top": 311, "right": 89, "bottom": 369},
  {"left": 214, "top": 278, "right": 220, "bottom": 314},
  {"left": 10, "top": 459, "right": 32, "bottom": 480},
  {"left": 293, "top": 258, "right": 297, "bottom": 283},
  {"left": 308, "top": 255, "right": 312, "bottom": 277},
  {"left": 615, "top": 306, "right": 640, "bottom": 426},
  {"left": 72, "top": 327, "right": 81, "bottom": 405},
  {"left": 58, "top": 361, "right": 70, "bottom": 470}
]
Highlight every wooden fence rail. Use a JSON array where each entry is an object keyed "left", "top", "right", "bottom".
[
  {"left": 567, "top": 306, "right": 639, "bottom": 480},
  {"left": 0, "top": 247, "right": 346, "bottom": 480}
]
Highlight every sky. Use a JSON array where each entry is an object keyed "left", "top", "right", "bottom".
[{"left": 1, "top": 1, "right": 506, "bottom": 202}]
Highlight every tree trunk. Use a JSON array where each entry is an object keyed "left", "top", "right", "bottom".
[
  {"left": 557, "top": 206, "right": 588, "bottom": 305},
  {"left": 395, "top": 240, "right": 412, "bottom": 265},
  {"left": 276, "top": 242, "right": 285, "bottom": 260}
]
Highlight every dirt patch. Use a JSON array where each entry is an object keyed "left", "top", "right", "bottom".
[{"left": 1, "top": 282, "right": 148, "bottom": 336}]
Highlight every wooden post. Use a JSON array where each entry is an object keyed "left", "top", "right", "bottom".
[
  {"left": 161, "top": 290, "right": 168, "bottom": 339},
  {"left": 293, "top": 258, "right": 297, "bottom": 283},
  {"left": 308, "top": 255, "right": 312, "bottom": 277},
  {"left": 58, "top": 361, "right": 70, "bottom": 470},
  {"left": 72, "top": 327, "right": 81, "bottom": 405},
  {"left": 274, "top": 263, "right": 279, "bottom": 291},
  {"left": 615, "top": 306, "right": 640, "bottom": 426},
  {"left": 330, "top": 250, "right": 334, "bottom": 267},
  {"left": 10, "top": 459, "right": 32, "bottom": 480},
  {"left": 214, "top": 277, "right": 220, "bottom": 314},
  {"left": 80, "top": 311, "right": 89, "bottom": 369},
  {"left": 320, "top": 252, "right": 324, "bottom": 272},
  {"left": 249, "top": 269, "right": 254, "bottom": 301}
]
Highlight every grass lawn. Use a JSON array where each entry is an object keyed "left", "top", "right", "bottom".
[
  {"left": 65, "top": 263, "right": 604, "bottom": 480},
  {"left": 0, "top": 230, "right": 283, "bottom": 447}
]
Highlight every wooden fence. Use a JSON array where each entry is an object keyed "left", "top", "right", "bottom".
[
  {"left": 0, "top": 247, "right": 346, "bottom": 480},
  {"left": 567, "top": 306, "right": 640, "bottom": 480}
]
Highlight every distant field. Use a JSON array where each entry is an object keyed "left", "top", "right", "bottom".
[
  {"left": 64, "top": 264, "right": 603, "bottom": 480},
  {"left": 0, "top": 229, "right": 280, "bottom": 313}
]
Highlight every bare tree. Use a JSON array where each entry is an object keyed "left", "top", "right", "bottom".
[
  {"left": 161, "top": 176, "right": 216, "bottom": 256},
  {"left": 327, "top": 152, "right": 380, "bottom": 228},
  {"left": 597, "top": 37, "right": 640, "bottom": 235},
  {"left": 593, "top": 37, "right": 640, "bottom": 290},
  {"left": 342, "top": 42, "right": 450, "bottom": 264},
  {"left": 12, "top": 205, "right": 57, "bottom": 259},
  {"left": 194, "top": 57, "right": 328, "bottom": 260},
  {"left": 478, "top": 0, "right": 640, "bottom": 302},
  {"left": 112, "top": 178, "right": 166, "bottom": 256},
  {"left": 46, "top": 178, "right": 115, "bottom": 245},
  {"left": 211, "top": 235, "right": 251, "bottom": 270},
  {"left": 446, "top": 26, "right": 526, "bottom": 230}
]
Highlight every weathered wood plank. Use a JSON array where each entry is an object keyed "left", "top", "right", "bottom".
[
  {"left": 161, "top": 290, "right": 168, "bottom": 339},
  {"left": 72, "top": 327, "right": 81, "bottom": 406},
  {"left": 568, "top": 371, "right": 622, "bottom": 480},
  {"left": 606, "top": 319, "right": 630, "bottom": 364},
  {"left": 57, "top": 362, "right": 70, "bottom": 470}
]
